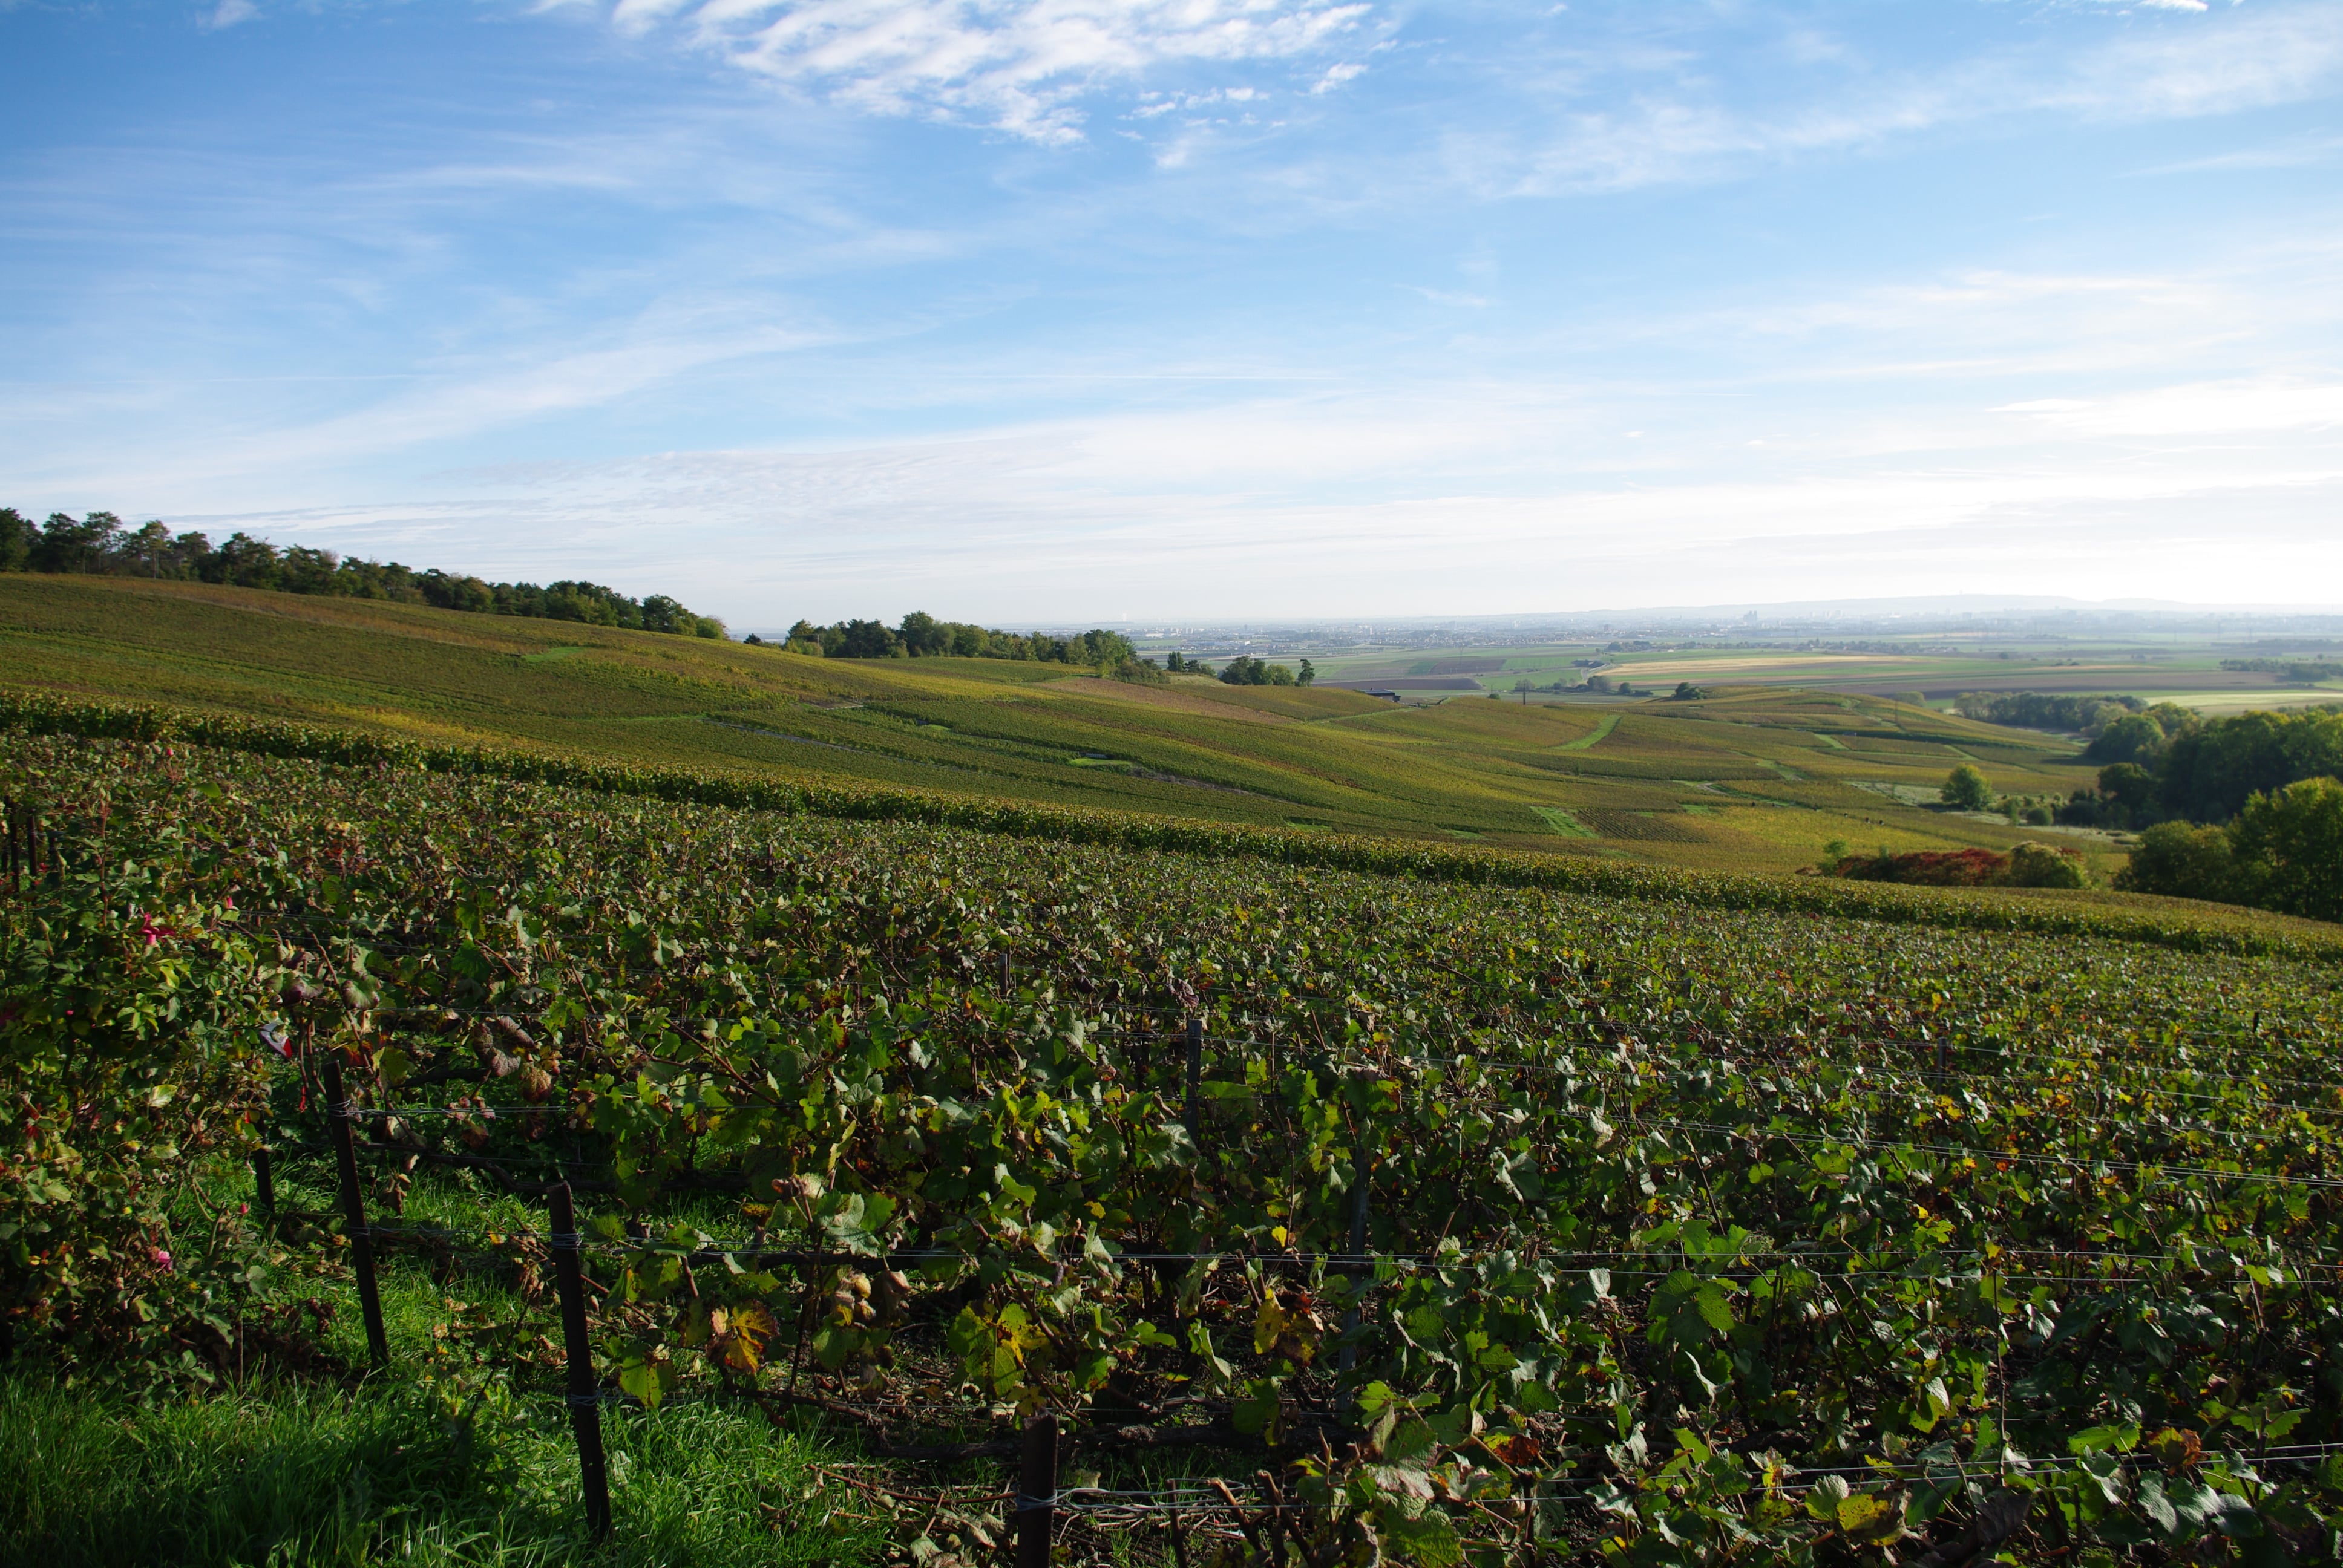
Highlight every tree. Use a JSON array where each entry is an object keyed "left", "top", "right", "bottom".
[
  {"left": 2085, "top": 713, "right": 2165, "bottom": 764},
  {"left": 118, "top": 520, "right": 175, "bottom": 577},
  {"left": 278, "top": 545, "right": 341, "bottom": 595},
  {"left": 34, "top": 511, "right": 122, "bottom": 573},
  {"left": 837, "top": 618, "right": 901, "bottom": 658},
  {"left": 1297, "top": 659, "right": 1316, "bottom": 687},
  {"left": 205, "top": 532, "right": 283, "bottom": 590},
  {"left": 2158, "top": 709, "right": 2343, "bottom": 823},
  {"left": 2097, "top": 763, "right": 2157, "bottom": 816},
  {"left": 897, "top": 611, "right": 948, "bottom": 656},
  {"left": 2227, "top": 776, "right": 2343, "bottom": 921},
  {"left": 2115, "top": 821, "right": 2237, "bottom": 903},
  {"left": 0, "top": 508, "right": 31, "bottom": 572},
  {"left": 1941, "top": 763, "right": 1993, "bottom": 811}
]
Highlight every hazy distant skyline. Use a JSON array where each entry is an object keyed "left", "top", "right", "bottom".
[{"left": 5, "top": 1, "right": 2341, "bottom": 622}]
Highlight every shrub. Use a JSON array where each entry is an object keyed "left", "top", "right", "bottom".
[
  {"left": 1940, "top": 764, "right": 1992, "bottom": 811},
  {"left": 2006, "top": 841, "right": 2087, "bottom": 889},
  {"left": 1822, "top": 842, "right": 2086, "bottom": 890},
  {"left": 1829, "top": 848, "right": 2009, "bottom": 887}
]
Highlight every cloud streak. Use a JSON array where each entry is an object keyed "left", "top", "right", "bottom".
[
  {"left": 613, "top": 0, "right": 1375, "bottom": 142},
  {"left": 1455, "top": 2, "right": 2343, "bottom": 198}
]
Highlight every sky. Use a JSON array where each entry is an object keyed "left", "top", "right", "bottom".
[{"left": 4, "top": 0, "right": 2341, "bottom": 626}]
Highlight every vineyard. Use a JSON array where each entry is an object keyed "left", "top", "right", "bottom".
[
  {"left": 0, "top": 573, "right": 2134, "bottom": 876},
  {"left": 7, "top": 727, "right": 2343, "bottom": 1565}
]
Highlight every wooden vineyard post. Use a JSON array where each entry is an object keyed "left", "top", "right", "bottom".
[
  {"left": 1015, "top": 1412, "right": 1059, "bottom": 1568},
  {"left": 548, "top": 1182, "right": 613, "bottom": 1543},
  {"left": 1183, "top": 1018, "right": 1204, "bottom": 1142},
  {"left": 251, "top": 1142, "right": 277, "bottom": 1220},
  {"left": 1000, "top": 952, "right": 1013, "bottom": 995},
  {"left": 320, "top": 1051, "right": 388, "bottom": 1365}
]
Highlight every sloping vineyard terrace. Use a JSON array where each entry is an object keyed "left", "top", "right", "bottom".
[{"left": 6, "top": 731, "right": 2343, "bottom": 1564}]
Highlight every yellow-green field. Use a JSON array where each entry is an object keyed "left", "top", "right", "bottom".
[
  {"left": 1299, "top": 636, "right": 2343, "bottom": 714},
  {"left": 1, "top": 575, "right": 2128, "bottom": 875}
]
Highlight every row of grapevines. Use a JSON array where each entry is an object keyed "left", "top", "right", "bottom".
[
  {"left": 5, "top": 731, "right": 2342, "bottom": 1565},
  {"left": 5, "top": 688, "right": 2338, "bottom": 964}
]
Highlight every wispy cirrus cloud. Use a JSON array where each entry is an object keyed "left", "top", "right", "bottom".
[
  {"left": 602, "top": 0, "right": 1378, "bottom": 143},
  {"left": 1448, "top": 1, "right": 2343, "bottom": 198}
]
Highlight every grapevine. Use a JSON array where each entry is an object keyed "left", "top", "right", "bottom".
[{"left": 5, "top": 730, "right": 2343, "bottom": 1564}]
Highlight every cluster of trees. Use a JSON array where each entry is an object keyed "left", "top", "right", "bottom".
[
  {"left": 1216, "top": 655, "right": 1314, "bottom": 687},
  {"left": 769, "top": 614, "right": 1145, "bottom": 673},
  {"left": 1938, "top": 705, "right": 2343, "bottom": 919},
  {"left": 1951, "top": 690, "right": 2147, "bottom": 733},
  {"left": 2117, "top": 777, "right": 2343, "bottom": 921},
  {"left": 1, "top": 507, "right": 724, "bottom": 638},
  {"left": 2053, "top": 708, "right": 2343, "bottom": 830},
  {"left": 2220, "top": 658, "right": 2343, "bottom": 683}
]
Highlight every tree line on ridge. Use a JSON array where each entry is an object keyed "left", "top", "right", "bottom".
[{"left": 0, "top": 507, "right": 726, "bottom": 639}]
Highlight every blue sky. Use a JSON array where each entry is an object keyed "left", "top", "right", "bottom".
[{"left": 4, "top": 0, "right": 2341, "bottom": 624}]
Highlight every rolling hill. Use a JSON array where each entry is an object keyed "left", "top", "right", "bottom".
[{"left": 4, "top": 573, "right": 2117, "bottom": 876}]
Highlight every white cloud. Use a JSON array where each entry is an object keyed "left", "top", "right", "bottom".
[
  {"left": 202, "top": 0, "right": 260, "bottom": 30},
  {"left": 2135, "top": 134, "right": 2343, "bottom": 174},
  {"left": 1309, "top": 60, "right": 1365, "bottom": 93},
  {"left": 1992, "top": 379, "right": 2343, "bottom": 436},
  {"left": 223, "top": 390, "right": 2342, "bottom": 619},
  {"left": 2048, "top": 2, "right": 2343, "bottom": 119},
  {"left": 1475, "top": 1, "right": 2343, "bottom": 198},
  {"left": 615, "top": 0, "right": 1374, "bottom": 143}
]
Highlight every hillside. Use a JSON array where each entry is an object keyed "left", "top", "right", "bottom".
[
  {"left": 1, "top": 575, "right": 2118, "bottom": 876},
  {"left": 5, "top": 726, "right": 2341, "bottom": 1566}
]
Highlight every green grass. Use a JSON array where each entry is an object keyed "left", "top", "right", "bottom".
[
  {"left": 0, "top": 1143, "right": 880, "bottom": 1568},
  {"left": 1552, "top": 712, "right": 1620, "bottom": 750},
  {"left": 0, "top": 1366, "right": 867, "bottom": 1568}
]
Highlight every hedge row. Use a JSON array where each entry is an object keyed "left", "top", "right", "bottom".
[{"left": 4, "top": 688, "right": 2335, "bottom": 964}]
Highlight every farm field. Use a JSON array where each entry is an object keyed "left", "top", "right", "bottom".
[
  {"left": 5, "top": 728, "right": 2341, "bottom": 1566},
  {"left": 0, "top": 575, "right": 2128, "bottom": 878},
  {"left": 1298, "top": 637, "right": 2343, "bottom": 713}
]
